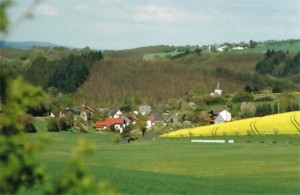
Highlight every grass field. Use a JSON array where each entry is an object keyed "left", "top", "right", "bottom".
[
  {"left": 231, "top": 39, "right": 300, "bottom": 54},
  {"left": 24, "top": 130, "right": 300, "bottom": 194}
]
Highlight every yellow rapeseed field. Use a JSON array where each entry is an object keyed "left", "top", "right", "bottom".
[{"left": 160, "top": 111, "right": 300, "bottom": 137}]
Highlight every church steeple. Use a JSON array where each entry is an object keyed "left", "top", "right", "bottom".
[
  {"left": 214, "top": 81, "right": 222, "bottom": 96},
  {"left": 216, "top": 81, "right": 220, "bottom": 89}
]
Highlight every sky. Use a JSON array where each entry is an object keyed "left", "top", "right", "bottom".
[{"left": 3, "top": 0, "right": 300, "bottom": 50}]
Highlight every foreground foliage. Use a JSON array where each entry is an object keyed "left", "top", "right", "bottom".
[{"left": 0, "top": 75, "right": 115, "bottom": 194}]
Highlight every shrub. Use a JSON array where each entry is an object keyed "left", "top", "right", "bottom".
[
  {"left": 171, "top": 122, "right": 182, "bottom": 130},
  {"left": 255, "top": 95, "right": 276, "bottom": 102},
  {"left": 240, "top": 102, "right": 256, "bottom": 118},
  {"left": 273, "top": 128, "right": 279, "bottom": 135},
  {"left": 113, "top": 134, "right": 122, "bottom": 144},
  {"left": 75, "top": 117, "right": 88, "bottom": 132},
  {"left": 204, "top": 95, "right": 226, "bottom": 105},
  {"left": 21, "top": 114, "right": 37, "bottom": 133},
  {"left": 182, "top": 121, "right": 192, "bottom": 128},
  {"left": 232, "top": 93, "right": 254, "bottom": 103},
  {"left": 60, "top": 114, "right": 74, "bottom": 131},
  {"left": 130, "top": 128, "right": 142, "bottom": 140},
  {"left": 47, "top": 117, "right": 61, "bottom": 132}
]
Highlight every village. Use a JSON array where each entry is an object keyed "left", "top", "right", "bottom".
[{"left": 48, "top": 82, "right": 233, "bottom": 142}]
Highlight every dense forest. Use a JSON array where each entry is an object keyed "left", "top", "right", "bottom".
[{"left": 25, "top": 51, "right": 102, "bottom": 93}]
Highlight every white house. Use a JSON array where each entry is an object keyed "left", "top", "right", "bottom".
[
  {"left": 231, "top": 46, "right": 244, "bottom": 50},
  {"left": 108, "top": 109, "right": 122, "bottom": 118},
  {"left": 216, "top": 46, "right": 227, "bottom": 52},
  {"left": 214, "top": 110, "right": 231, "bottom": 124},
  {"left": 96, "top": 118, "right": 126, "bottom": 133}
]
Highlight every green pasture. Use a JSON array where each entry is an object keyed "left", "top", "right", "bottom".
[
  {"left": 231, "top": 40, "right": 300, "bottom": 54},
  {"left": 26, "top": 131, "right": 300, "bottom": 194}
]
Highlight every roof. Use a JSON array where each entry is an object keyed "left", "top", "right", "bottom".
[
  {"left": 219, "top": 110, "right": 231, "bottom": 121},
  {"left": 210, "top": 109, "right": 223, "bottom": 116},
  {"left": 147, "top": 114, "right": 156, "bottom": 122},
  {"left": 123, "top": 116, "right": 131, "bottom": 123},
  {"left": 96, "top": 118, "right": 125, "bottom": 128},
  {"left": 65, "top": 108, "right": 80, "bottom": 115},
  {"left": 80, "top": 104, "right": 95, "bottom": 114},
  {"left": 139, "top": 105, "right": 151, "bottom": 114},
  {"left": 108, "top": 109, "right": 122, "bottom": 117}
]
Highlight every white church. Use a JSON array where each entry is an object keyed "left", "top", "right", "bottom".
[{"left": 210, "top": 81, "right": 223, "bottom": 96}]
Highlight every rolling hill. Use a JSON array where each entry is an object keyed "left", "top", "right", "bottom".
[
  {"left": 1, "top": 39, "right": 299, "bottom": 107},
  {"left": 0, "top": 40, "right": 60, "bottom": 50}
]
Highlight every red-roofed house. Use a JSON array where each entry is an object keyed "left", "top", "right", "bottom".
[{"left": 96, "top": 118, "right": 126, "bottom": 133}]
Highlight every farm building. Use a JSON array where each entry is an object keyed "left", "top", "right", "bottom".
[
  {"left": 209, "top": 109, "right": 231, "bottom": 124},
  {"left": 214, "top": 110, "right": 232, "bottom": 124}
]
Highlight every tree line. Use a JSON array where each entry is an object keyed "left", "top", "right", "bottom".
[
  {"left": 25, "top": 51, "right": 102, "bottom": 93},
  {"left": 255, "top": 50, "right": 300, "bottom": 78}
]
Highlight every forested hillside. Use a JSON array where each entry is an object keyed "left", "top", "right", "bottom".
[
  {"left": 78, "top": 52, "right": 261, "bottom": 106},
  {"left": 77, "top": 49, "right": 299, "bottom": 106},
  {"left": 255, "top": 50, "right": 300, "bottom": 79},
  {"left": 1, "top": 41, "right": 299, "bottom": 107}
]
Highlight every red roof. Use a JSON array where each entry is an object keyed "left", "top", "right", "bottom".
[{"left": 96, "top": 118, "right": 125, "bottom": 128}]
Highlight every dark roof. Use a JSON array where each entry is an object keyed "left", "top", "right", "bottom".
[
  {"left": 108, "top": 109, "right": 120, "bottom": 117},
  {"left": 81, "top": 104, "right": 95, "bottom": 113},
  {"left": 210, "top": 109, "right": 223, "bottom": 116},
  {"left": 65, "top": 108, "right": 80, "bottom": 115}
]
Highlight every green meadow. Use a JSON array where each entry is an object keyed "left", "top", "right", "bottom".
[
  {"left": 26, "top": 131, "right": 300, "bottom": 194},
  {"left": 232, "top": 39, "right": 300, "bottom": 54}
]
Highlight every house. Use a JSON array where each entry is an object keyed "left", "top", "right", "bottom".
[
  {"left": 65, "top": 107, "right": 80, "bottom": 116},
  {"left": 80, "top": 104, "right": 95, "bottom": 121},
  {"left": 128, "top": 113, "right": 138, "bottom": 125},
  {"left": 146, "top": 114, "right": 156, "bottom": 129},
  {"left": 96, "top": 118, "right": 126, "bottom": 133},
  {"left": 209, "top": 109, "right": 224, "bottom": 124},
  {"left": 214, "top": 110, "right": 232, "bottom": 124},
  {"left": 50, "top": 109, "right": 64, "bottom": 118},
  {"left": 123, "top": 116, "right": 131, "bottom": 126},
  {"left": 139, "top": 105, "right": 151, "bottom": 115},
  {"left": 230, "top": 46, "right": 244, "bottom": 51},
  {"left": 164, "top": 113, "right": 178, "bottom": 123},
  {"left": 210, "top": 81, "right": 222, "bottom": 96},
  {"left": 108, "top": 109, "right": 122, "bottom": 118},
  {"left": 216, "top": 45, "right": 227, "bottom": 52}
]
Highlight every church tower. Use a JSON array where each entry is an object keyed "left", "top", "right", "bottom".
[{"left": 214, "top": 81, "right": 222, "bottom": 96}]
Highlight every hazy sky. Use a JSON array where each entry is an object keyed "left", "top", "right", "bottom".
[{"left": 4, "top": 0, "right": 300, "bottom": 50}]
